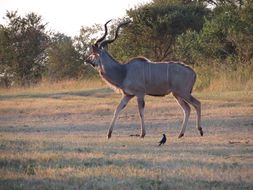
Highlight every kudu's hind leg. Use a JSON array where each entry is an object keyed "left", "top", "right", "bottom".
[
  {"left": 183, "top": 95, "right": 203, "bottom": 136},
  {"left": 108, "top": 95, "right": 133, "bottom": 139},
  {"left": 173, "top": 94, "right": 191, "bottom": 138},
  {"left": 137, "top": 96, "right": 146, "bottom": 138}
]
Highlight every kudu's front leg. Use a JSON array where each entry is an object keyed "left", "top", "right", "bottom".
[
  {"left": 137, "top": 96, "right": 146, "bottom": 138},
  {"left": 107, "top": 95, "right": 133, "bottom": 139}
]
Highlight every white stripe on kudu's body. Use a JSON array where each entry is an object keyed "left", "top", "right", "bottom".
[{"left": 86, "top": 20, "right": 203, "bottom": 139}]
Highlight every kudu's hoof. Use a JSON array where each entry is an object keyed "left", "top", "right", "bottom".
[
  {"left": 199, "top": 128, "right": 203, "bottom": 136},
  {"left": 178, "top": 133, "right": 184, "bottom": 138},
  {"left": 107, "top": 132, "right": 112, "bottom": 139}
]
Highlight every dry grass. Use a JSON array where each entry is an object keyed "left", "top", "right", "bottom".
[
  {"left": 0, "top": 81, "right": 253, "bottom": 189},
  {"left": 0, "top": 79, "right": 105, "bottom": 97}
]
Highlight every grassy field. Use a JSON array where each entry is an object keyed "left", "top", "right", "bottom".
[{"left": 0, "top": 81, "right": 253, "bottom": 190}]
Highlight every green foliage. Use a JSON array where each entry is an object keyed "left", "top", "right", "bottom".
[
  {"left": 110, "top": 0, "right": 210, "bottom": 62},
  {"left": 47, "top": 33, "right": 83, "bottom": 81},
  {"left": 74, "top": 24, "right": 102, "bottom": 79},
  {"left": 176, "top": 1, "right": 253, "bottom": 64},
  {"left": 0, "top": 25, "right": 15, "bottom": 87},
  {"left": 0, "top": 11, "right": 49, "bottom": 86},
  {"left": 175, "top": 1, "right": 253, "bottom": 91},
  {"left": 74, "top": 24, "right": 102, "bottom": 61}
]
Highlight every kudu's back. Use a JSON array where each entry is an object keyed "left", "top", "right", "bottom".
[{"left": 123, "top": 58, "right": 196, "bottom": 96}]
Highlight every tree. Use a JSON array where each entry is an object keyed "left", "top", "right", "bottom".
[
  {"left": 0, "top": 25, "right": 15, "bottom": 87},
  {"left": 109, "top": 0, "right": 210, "bottom": 62},
  {"left": 74, "top": 24, "right": 104, "bottom": 78},
  {"left": 47, "top": 33, "right": 83, "bottom": 81},
  {"left": 175, "top": 0, "right": 253, "bottom": 64},
  {"left": 200, "top": 0, "right": 245, "bottom": 7},
  {"left": 0, "top": 11, "right": 49, "bottom": 86}
]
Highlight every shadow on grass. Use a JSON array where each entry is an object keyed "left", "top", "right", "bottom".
[
  {"left": 0, "top": 151, "right": 251, "bottom": 174},
  {"left": 0, "top": 123, "right": 108, "bottom": 133},
  {"left": 0, "top": 87, "right": 113, "bottom": 100},
  {"left": 0, "top": 175, "right": 252, "bottom": 190}
]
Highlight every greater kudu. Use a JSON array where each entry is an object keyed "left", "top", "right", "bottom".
[{"left": 86, "top": 20, "right": 203, "bottom": 139}]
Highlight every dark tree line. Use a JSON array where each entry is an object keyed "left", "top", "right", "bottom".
[
  {"left": 0, "top": 11, "right": 49, "bottom": 86},
  {"left": 110, "top": 0, "right": 253, "bottom": 63},
  {"left": 0, "top": 0, "right": 252, "bottom": 87},
  {"left": 0, "top": 11, "right": 86, "bottom": 87}
]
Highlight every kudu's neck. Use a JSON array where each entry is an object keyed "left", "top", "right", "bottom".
[{"left": 98, "top": 51, "right": 126, "bottom": 89}]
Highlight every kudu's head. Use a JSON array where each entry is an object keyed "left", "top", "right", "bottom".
[{"left": 85, "top": 19, "right": 131, "bottom": 68}]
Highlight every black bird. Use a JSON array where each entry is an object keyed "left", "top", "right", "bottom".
[{"left": 158, "top": 134, "right": 167, "bottom": 146}]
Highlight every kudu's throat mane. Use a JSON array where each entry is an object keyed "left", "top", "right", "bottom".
[{"left": 98, "top": 51, "right": 126, "bottom": 93}]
